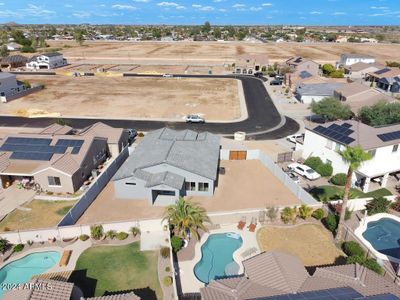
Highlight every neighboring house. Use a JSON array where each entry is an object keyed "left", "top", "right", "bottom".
[
  {"left": 366, "top": 67, "right": 400, "bottom": 84},
  {"left": 284, "top": 56, "right": 320, "bottom": 74},
  {"left": 6, "top": 42, "right": 22, "bottom": 51},
  {"left": 0, "top": 72, "right": 26, "bottom": 98},
  {"left": 302, "top": 120, "right": 400, "bottom": 192},
  {"left": 343, "top": 62, "right": 384, "bottom": 79},
  {"left": 335, "top": 36, "right": 348, "bottom": 43},
  {"left": 200, "top": 251, "right": 400, "bottom": 299},
  {"left": 334, "top": 82, "right": 394, "bottom": 113},
  {"left": 377, "top": 76, "right": 400, "bottom": 94},
  {"left": 336, "top": 53, "right": 376, "bottom": 68},
  {"left": 235, "top": 54, "right": 269, "bottom": 75},
  {"left": 0, "top": 122, "right": 128, "bottom": 194},
  {"left": 0, "top": 55, "right": 28, "bottom": 69},
  {"left": 113, "top": 128, "right": 220, "bottom": 205},
  {"left": 295, "top": 82, "right": 344, "bottom": 104},
  {"left": 283, "top": 57, "right": 320, "bottom": 88},
  {"left": 26, "top": 52, "right": 67, "bottom": 70}
]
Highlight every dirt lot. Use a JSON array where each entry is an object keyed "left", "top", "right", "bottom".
[
  {"left": 47, "top": 40, "right": 400, "bottom": 65},
  {"left": 77, "top": 160, "right": 301, "bottom": 224},
  {"left": 4, "top": 75, "right": 240, "bottom": 120},
  {"left": 257, "top": 224, "right": 344, "bottom": 266}
]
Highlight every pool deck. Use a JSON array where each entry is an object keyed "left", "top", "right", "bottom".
[{"left": 178, "top": 223, "right": 261, "bottom": 294}]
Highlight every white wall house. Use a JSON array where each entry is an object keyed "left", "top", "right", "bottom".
[
  {"left": 337, "top": 53, "right": 376, "bottom": 68},
  {"left": 295, "top": 83, "right": 344, "bottom": 104},
  {"left": 0, "top": 72, "right": 25, "bottom": 100},
  {"left": 301, "top": 120, "right": 400, "bottom": 192},
  {"left": 26, "top": 52, "right": 67, "bottom": 70}
]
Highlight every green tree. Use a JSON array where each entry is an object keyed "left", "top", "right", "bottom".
[
  {"left": 0, "top": 238, "right": 10, "bottom": 254},
  {"left": 162, "top": 198, "right": 210, "bottom": 240},
  {"left": 0, "top": 45, "right": 9, "bottom": 57},
  {"left": 74, "top": 30, "right": 84, "bottom": 46},
  {"left": 202, "top": 21, "right": 211, "bottom": 33},
  {"left": 365, "top": 197, "right": 391, "bottom": 216},
  {"left": 322, "top": 64, "right": 336, "bottom": 76},
  {"left": 335, "top": 147, "right": 371, "bottom": 242},
  {"left": 310, "top": 97, "right": 352, "bottom": 121},
  {"left": 359, "top": 102, "right": 400, "bottom": 126},
  {"left": 213, "top": 27, "right": 221, "bottom": 39}
]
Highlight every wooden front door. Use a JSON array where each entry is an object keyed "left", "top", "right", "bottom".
[{"left": 229, "top": 151, "right": 247, "bottom": 160}]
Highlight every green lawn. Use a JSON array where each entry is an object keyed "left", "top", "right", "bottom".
[
  {"left": 310, "top": 185, "right": 392, "bottom": 202},
  {"left": 69, "top": 242, "right": 162, "bottom": 299}
]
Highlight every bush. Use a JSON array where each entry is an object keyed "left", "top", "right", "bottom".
[
  {"left": 281, "top": 207, "right": 297, "bottom": 224},
  {"left": 171, "top": 236, "right": 183, "bottom": 252},
  {"left": 366, "top": 197, "right": 390, "bottom": 215},
  {"left": 342, "top": 241, "right": 365, "bottom": 257},
  {"left": 298, "top": 205, "right": 313, "bottom": 220},
  {"left": 165, "top": 266, "right": 171, "bottom": 272},
  {"left": 21, "top": 45, "right": 36, "bottom": 53},
  {"left": 13, "top": 244, "right": 24, "bottom": 252},
  {"left": 331, "top": 173, "right": 347, "bottom": 186},
  {"left": 346, "top": 254, "right": 364, "bottom": 264},
  {"left": 116, "top": 232, "right": 128, "bottom": 240},
  {"left": 266, "top": 206, "right": 278, "bottom": 221},
  {"left": 160, "top": 247, "right": 171, "bottom": 258},
  {"left": 345, "top": 208, "right": 353, "bottom": 221},
  {"left": 390, "top": 198, "right": 400, "bottom": 212},
  {"left": 163, "top": 276, "right": 173, "bottom": 287},
  {"left": 323, "top": 214, "right": 338, "bottom": 233},
  {"left": 304, "top": 157, "right": 323, "bottom": 170},
  {"left": 138, "top": 132, "right": 145, "bottom": 137},
  {"left": 79, "top": 234, "right": 89, "bottom": 241},
  {"left": 90, "top": 224, "right": 104, "bottom": 240},
  {"left": 364, "top": 258, "right": 384, "bottom": 275},
  {"left": 130, "top": 227, "right": 141, "bottom": 237},
  {"left": 0, "top": 238, "right": 10, "bottom": 254},
  {"left": 316, "top": 163, "right": 333, "bottom": 177},
  {"left": 106, "top": 230, "right": 117, "bottom": 239},
  {"left": 312, "top": 208, "right": 325, "bottom": 220}
]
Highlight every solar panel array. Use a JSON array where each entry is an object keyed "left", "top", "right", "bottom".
[
  {"left": 0, "top": 137, "right": 84, "bottom": 161},
  {"left": 374, "top": 68, "right": 391, "bottom": 75},
  {"left": 361, "top": 294, "right": 400, "bottom": 300},
  {"left": 377, "top": 131, "right": 400, "bottom": 142},
  {"left": 313, "top": 123, "right": 355, "bottom": 145},
  {"left": 262, "top": 287, "right": 363, "bottom": 300},
  {"left": 299, "top": 71, "right": 312, "bottom": 79}
]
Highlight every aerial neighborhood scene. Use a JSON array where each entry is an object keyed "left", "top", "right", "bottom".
[{"left": 1, "top": 0, "right": 400, "bottom": 299}]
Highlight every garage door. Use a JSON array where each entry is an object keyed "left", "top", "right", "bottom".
[{"left": 229, "top": 151, "right": 247, "bottom": 160}]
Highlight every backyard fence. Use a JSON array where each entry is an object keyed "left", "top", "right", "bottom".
[
  {"left": 0, "top": 85, "right": 43, "bottom": 103},
  {"left": 329, "top": 195, "right": 397, "bottom": 212}
]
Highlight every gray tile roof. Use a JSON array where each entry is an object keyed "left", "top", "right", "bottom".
[
  {"left": 342, "top": 53, "right": 375, "bottom": 59},
  {"left": 145, "top": 171, "right": 185, "bottom": 189},
  {"left": 296, "top": 83, "right": 344, "bottom": 97},
  {"left": 113, "top": 128, "right": 220, "bottom": 181}
]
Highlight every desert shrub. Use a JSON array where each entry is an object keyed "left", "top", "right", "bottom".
[
  {"left": 331, "top": 173, "right": 347, "bottom": 186},
  {"left": 163, "top": 276, "right": 173, "bottom": 287},
  {"left": 165, "top": 266, "right": 171, "bottom": 272},
  {"left": 281, "top": 207, "right": 297, "bottom": 224},
  {"left": 298, "top": 205, "right": 313, "bottom": 220},
  {"left": 106, "top": 230, "right": 117, "bottom": 239},
  {"left": 160, "top": 247, "right": 171, "bottom": 258},
  {"left": 116, "top": 232, "right": 128, "bottom": 240},
  {"left": 13, "top": 244, "right": 24, "bottom": 252},
  {"left": 390, "top": 197, "right": 400, "bottom": 212},
  {"left": 342, "top": 241, "right": 365, "bottom": 257},
  {"left": 345, "top": 208, "right": 353, "bottom": 221},
  {"left": 138, "top": 132, "right": 145, "bottom": 137},
  {"left": 130, "top": 227, "right": 141, "bottom": 237},
  {"left": 304, "top": 156, "right": 323, "bottom": 170},
  {"left": 323, "top": 214, "right": 338, "bottom": 233},
  {"left": 79, "top": 234, "right": 89, "bottom": 241},
  {"left": 316, "top": 163, "right": 333, "bottom": 177},
  {"left": 266, "top": 206, "right": 279, "bottom": 221},
  {"left": 366, "top": 197, "right": 390, "bottom": 216},
  {"left": 171, "top": 236, "right": 183, "bottom": 252},
  {"left": 312, "top": 208, "right": 325, "bottom": 220},
  {"left": 0, "top": 238, "right": 10, "bottom": 254},
  {"left": 364, "top": 258, "right": 384, "bottom": 275},
  {"left": 90, "top": 224, "right": 104, "bottom": 240}
]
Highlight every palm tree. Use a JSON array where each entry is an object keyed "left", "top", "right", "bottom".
[
  {"left": 335, "top": 146, "right": 371, "bottom": 242},
  {"left": 162, "top": 198, "right": 210, "bottom": 241}
]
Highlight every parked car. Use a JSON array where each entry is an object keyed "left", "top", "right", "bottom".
[
  {"left": 185, "top": 114, "right": 205, "bottom": 123},
  {"left": 254, "top": 72, "right": 264, "bottom": 78},
  {"left": 288, "top": 172, "right": 300, "bottom": 184},
  {"left": 275, "top": 75, "right": 284, "bottom": 80},
  {"left": 287, "top": 163, "right": 321, "bottom": 180},
  {"left": 270, "top": 79, "right": 282, "bottom": 86},
  {"left": 162, "top": 74, "right": 173, "bottom": 78},
  {"left": 286, "top": 133, "right": 304, "bottom": 143}
]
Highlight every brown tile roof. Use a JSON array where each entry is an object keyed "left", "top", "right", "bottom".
[
  {"left": 38, "top": 124, "right": 73, "bottom": 135},
  {"left": 334, "top": 82, "right": 371, "bottom": 98},
  {"left": 79, "top": 122, "right": 125, "bottom": 144},
  {"left": 369, "top": 67, "right": 400, "bottom": 79},
  {"left": 51, "top": 152, "right": 81, "bottom": 175},
  {"left": 344, "top": 62, "right": 384, "bottom": 72},
  {"left": 86, "top": 292, "right": 140, "bottom": 300}
]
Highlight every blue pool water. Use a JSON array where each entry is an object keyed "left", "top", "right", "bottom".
[
  {"left": 362, "top": 218, "right": 400, "bottom": 260},
  {"left": 194, "top": 232, "right": 243, "bottom": 284},
  {"left": 0, "top": 251, "right": 60, "bottom": 298}
]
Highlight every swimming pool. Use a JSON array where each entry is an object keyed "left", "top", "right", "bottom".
[
  {"left": 362, "top": 218, "right": 400, "bottom": 260},
  {"left": 0, "top": 251, "right": 60, "bottom": 298},
  {"left": 194, "top": 232, "right": 243, "bottom": 284}
]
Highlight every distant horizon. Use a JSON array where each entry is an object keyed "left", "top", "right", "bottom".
[{"left": 0, "top": 0, "right": 399, "bottom": 26}]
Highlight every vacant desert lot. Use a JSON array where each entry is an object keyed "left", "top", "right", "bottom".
[
  {"left": 48, "top": 40, "right": 400, "bottom": 64},
  {"left": 4, "top": 75, "right": 240, "bottom": 120}
]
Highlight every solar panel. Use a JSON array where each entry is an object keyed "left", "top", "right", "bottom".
[
  {"left": 377, "top": 131, "right": 400, "bottom": 142},
  {"left": 375, "top": 68, "right": 391, "bottom": 75},
  {"left": 5, "top": 137, "right": 52, "bottom": 145},
  {"left": 360, "top": 294, "right": 400, "bottom": 300},
  {"left": 10, "top": 151, "right": 53, "bottom": 161},
  {"left": 312, "top": 123, "right": 356, "bottom": 145},
  {"left": 299, "top": 71, "right": 312, "bottom": 79},
  {"left": 342, "top": 123, "right": 352, "bottom": 128},
  {"left": 55, "top": 139, "right": 84, "bottom": 147},
  {"left": 262, "top": 287, "right": 364, "bottom": 300}
]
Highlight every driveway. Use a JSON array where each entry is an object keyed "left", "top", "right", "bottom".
[{"left": 0, "top": 186, "right": 35, "bottom": 218}]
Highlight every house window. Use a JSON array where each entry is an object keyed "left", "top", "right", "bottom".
[
  {"left": 335, "top": 143, "right": 341, "bottom": 152},
  {"left": 393, "top": 145, "right": 399, "bottom": 152},
  {"left": 185, "top": 182, "right": 196, "bottom": 191},
  {"left": 198, "top": 182, "right": 209, "bottom": 192},
  {"left": 326, "top": 140, "right": 333, "bottom": 150},
  {"left": 48, "top": 176, "right": 61, "bottom": 186},
  {"left": 368, "top": 149, "right": 376, "bottom": 158},
  {"left": 125, "top": 182, "right": 136, "bottom": 186}
]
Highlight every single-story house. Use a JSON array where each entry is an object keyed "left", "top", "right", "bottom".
[
  {"left": 26, "top": 52, "right": 67, "bottom": 70},
  {"left": 235, "top": 54, "right": 269, "bottom": 74},
  {"left": 113, "top": 128, "right": 220, "bottom": 206},
  {"left": 343, "top": 62, "right": 384, "bottom": 79},
  {"left": 284, "top": 57, "right": 320, "bottom": 74},
  {"left": 366, "top": 67, "right": 400, "bottom": 84},
  {"left": 295, "top": 82, "right": 344, "bottom": 104},
  {"left": 0, "top": 55, "right": 28, "bottom": 69},
  {"left": 0, "top": 122, "right": 128, "bottom": 194},
  {"left": 0, "top": 72, "right": 26, "bottom": 99},
  {"left": 336, "top": 53, "right": 376, "bottom": 68},
  {"left": 377, "top": 76, "right": 400, "bottom": 94},
  {"left": 6, "top": 42, "right": 22, "bottom": 51}
]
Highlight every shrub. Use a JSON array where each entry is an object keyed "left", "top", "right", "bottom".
[
  {"left": 323, "top": 214, "right": 338, "bottom": 233},
  {"left": 331, "top": 173, "right": 347, "bottom": 186},
  {"left": 90, "top": 224, "right": 104, "bottom": 240},
  {"left": 346, "top": 254, "right": 364, "bottom": 264},
  {"left": 316, "top": 163, "right": 333, "bottom": 177},
  {"left": 364, "top": 258, "right": 384, "bottom": 275},
  {"left": 163, "top": 276, "right": 173, "bottom": 287},
  {"left": 304, "top": 157, "right": 323, "bottom": 170},
  {"left": 106, "top": 230, "right": 117, "bottom": 239},
  {"left": 130, "top": 227, "right": 141, "bottom": 237},
  {"left": 345, "top": 208, "right": 353, "bottom": 221},
  {"left": 281, "top": 207, "right": 297, "bottom": 224},
  {"left": 171, "top": 236, "right": 183, "bottom": 252},
  {"left": 0, "top": 238, "right": 10, "bottom": 254},
  {"left": 13, "top": 244, "right": 24, "bottom": 252},
  {"left": 116, "top": 232, "right": 128, "bottom": 240},
  {"left": 160, "top": 247, "right": 171, "bottom": 258},
  {"left": 390, "top": 198, "right": 400, "bottom": 212},
  {"left": 298, "top": 205, "right": 313, "bottom": 220},
  {"left": 165, "top": 266, "right": 171, "bottom": 272},
  {"left": 366, "top": 197, "right": 390, "bottom": 216},
  {"left": 79, "top": 234, "right": 89, "bottom": 241},
  {"left": 138, "top": 132, "right": 145, "bottom": 137},
  {"left": 312, "top": 208, "right": 325, "bottom": 220},
  {"left": 266, "top": 206, "right": 279, "bottom": 221},
  {"left": 342, "top": 241, "right": 365, "bottom": 257}
]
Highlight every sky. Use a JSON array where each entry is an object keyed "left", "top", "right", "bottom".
[{"left": 0, "top": 0, "right": 399, "bottom": 25}]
